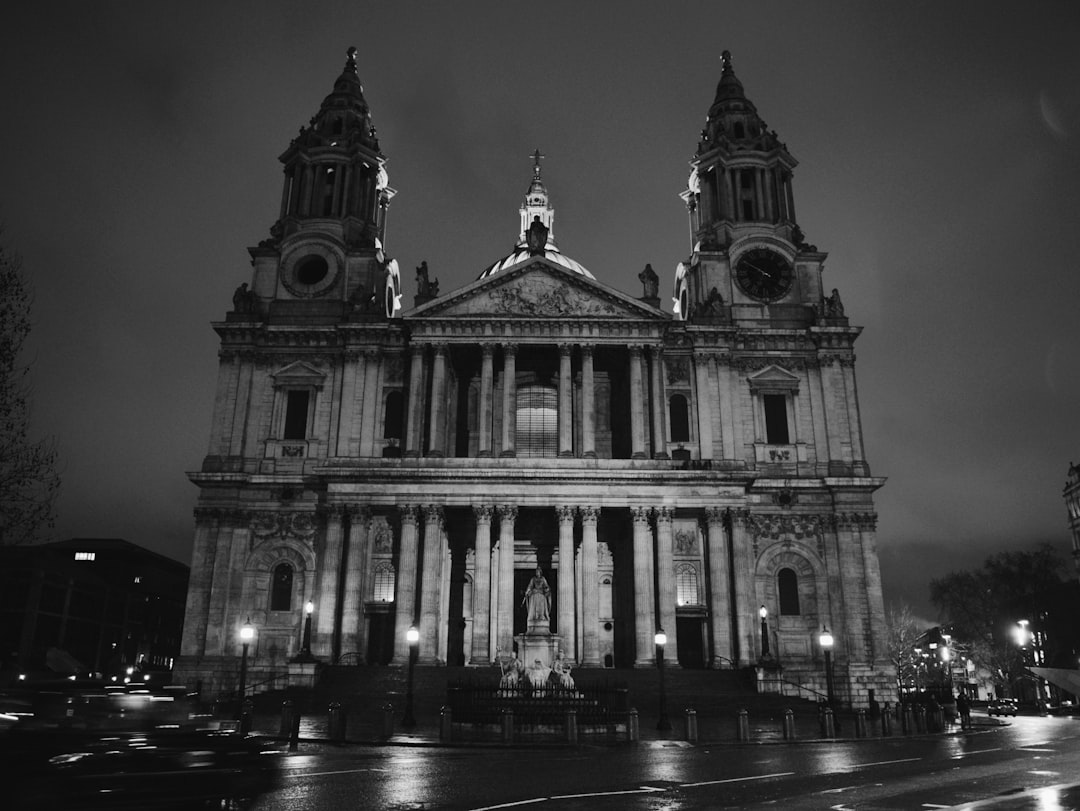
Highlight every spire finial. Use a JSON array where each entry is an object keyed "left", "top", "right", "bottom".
[
  {"left": 721, "top": 50, "right": 732, "bottom": 72},
  {"left": 531, "top": 148, "right": 545, "bottom": 178},
  {"left": 345, "top": 46, "right": 358, "bottom": 73}
]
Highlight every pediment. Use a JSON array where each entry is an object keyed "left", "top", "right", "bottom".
[
  {"left": 271, "top": 361, "right": 326, "bottom": 387},
  {"left": 747, "top": 364, "right": 801, "bottom": 390},
  {"left": 406, "top": 260, "right": 668, "bottom": 321}
]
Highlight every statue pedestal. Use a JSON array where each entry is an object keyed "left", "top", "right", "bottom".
[{"left": 515, "top": 629, "right": 563, "bottom": 671}]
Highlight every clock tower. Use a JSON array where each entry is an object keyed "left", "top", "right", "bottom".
[{"left": 676, "top": 51, "right": 826, "bottom": 327}]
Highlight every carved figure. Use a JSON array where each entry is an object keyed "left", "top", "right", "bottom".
[
  {"left": 495, "top": 647, "right": 522, "bottom": 690},
  {"left": 415, "top": 261, "right": 431, "bottom": 296},
  {"left": 825, "top": 288, "right": 844, "bottom": 318},
  {"left": 526, "top": 216, "right": 548, "bottom": 255},
  {"left": 638, "top": 264, "right": 659, "bottom": 299},
  {"left": 349, "top": 283, "right": 377, "bottom": 313},
  {"left": 702, "top": 287, "right": 724, "bottom": 316},
  {"left": 552, "top": 651, "right": 575, "bottom": 691},
  {"left": 527, "top": 659, "right": 550, "bottom": 691},
  {"left": 232, "top": 282, "right": 256, "bottom": 314},
  {"left": 523, "top": 567, "right": 551, "bottom": 627}
]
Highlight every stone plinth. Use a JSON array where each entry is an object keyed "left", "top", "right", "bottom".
[{"left": 515, "top": 630, "right": 563, "bottom": 672}]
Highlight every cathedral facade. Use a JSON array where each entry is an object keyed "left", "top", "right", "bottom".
[{"left": 175, "top": 48, "right": 894, "bottom": 705}]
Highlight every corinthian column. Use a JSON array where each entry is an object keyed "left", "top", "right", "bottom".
[
  {"left": 496, "top": 504, "right": 518, "bottom": 652},
  {"left": 654, "top": 506, "right": 678, "bottom": 660},
  {"left": 393, "top": 505, "right": 420, "bottom": 663},
  {"left": 649, "top": 346, "right": 669, "bottom": 459},
  {"left": 629, "top": 346, "right": 647, "bottom": 459},
  {"left": 314, "top": 506, "right": 346, "bottom": 658},
  {"left": 404, "top": 345, "right": 426, "bottom": 457},
  {"left": 558, "top": 345, "right": 573, "bottom": 457},
  {"left": 478, "top": 344, "right": 494, "bottom": 457},
  {"left": 471, "top": 505, "right": 493, "bottom": 664},
  {"left": 705, "top": 507, "right": 732, "bottom": 666},
  {"left": 556, "top": 505, "right": 576, "bottom": 658},
  {"left": 729, "top": 509, "right": 755, "bottom": 665},
  {"left": 580, "top": 506, "right": 601, "bottom": 665},
  {"left": 341, "top": 506, "right": 371, "bottom": 657},
  {"left": 631, "top": 506, "right": 655, "bottom": 666},
  {"left": 418, "top": 504, "right": 444, "bottom": 663},
  {"left": 427, "top": 344, "right": 448, "bottom": 457},
  {"left": 500, "top": 345, "right": 517, "bottom": 457},
  {"left": 581, "top": 345, "right": 596, "bottom": 458}
]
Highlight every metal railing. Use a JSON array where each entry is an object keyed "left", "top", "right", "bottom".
[{"left": 447, "top": 680, "right": 628, "bottom": 727}]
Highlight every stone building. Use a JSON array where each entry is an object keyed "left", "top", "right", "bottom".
[{"left": 175, "top": 48, "right": 893, "bottom": 705}]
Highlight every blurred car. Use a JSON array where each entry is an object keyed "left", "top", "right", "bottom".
[
  {"left": 987, "top": 698, "right": 1018, "bottom": 717},
  {"left": 2, "top": 682, "right": 282, "bottom": 809}
]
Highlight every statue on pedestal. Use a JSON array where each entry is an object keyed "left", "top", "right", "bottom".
[{"left": 523, "top": 567, "right": 551, "bottom": 629}]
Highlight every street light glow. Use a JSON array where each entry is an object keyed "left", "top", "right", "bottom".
[
  {"left": 655, "top": 629, "right": 667, "bottom": 647},
  {"left": 819, "top": 627, "right": 833, "bottom": 649},
  {"left": 407, "top": 625, "right": 420, "bottom": 644},
  {"left": 305, "top": 600, "right": 314, "bottom": 615},
  {"left": 759, "top": 605, "right": 768, "bottom": 619}
]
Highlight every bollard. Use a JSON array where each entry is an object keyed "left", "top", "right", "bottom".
[
  {"left": 902, "top": 704, "right": 913, "bottom": 735},
  {"left": 289, "top": 705, "right": 301, "bottom": 751},
  {"left": 501, "top": 708, "right": 514, "bottom": 744},
  {"left": 565, "top": 710, "right": 578, "bottom": 744},
  {"left": 855, "top": 709, "right": 867, "bottom": 739},
  {"left": 684, "top": 709, "right": 698, "bottom": 744},
  {"left": 628, "top": 708, "right": 640, "bottom": 743},
  {"left": 382, "top": 702, "right": 395, "bottom": 739},
  {"left": 328, "top": 702, "right": 346, "bottom": 744},
  {"left": 279, "top": 700, "right": 296, "bottom": 738},
  {"left": 440, "top": 706, "right": 453, "bottom": 743},
  {"left": 823, "top": 706, "right": 836, "bottom": 737},
  {"left": 783, "top": 708, "right": 796, "bottom": 741},
  {"left": 736, "top": 708, "right": 750, "bottom": 742},
  {"left": 239, "top": 699, "right": 254, "bottom": 734},
  {"left": 881, "top": 707, "right": 892, "bottom": 736},
  {"left": 915, "top": 705, "right": 926, "bottom": 734},
  {"left": 818, "top": 704, "right": 827, "bottom": 737}
]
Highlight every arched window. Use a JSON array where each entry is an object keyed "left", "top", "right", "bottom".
[
  {"left": 778, "top": 567, "right": 800, "bottom": 615},
  {"left": 373, "top": 561, "right": 396, "bottom": 603},
  {"left": 676, "top": 563, "right": 699, "bottom": 606},
  {"left": 516, "top": 384, "right": 558, "bottom": 457},
  {"left": 669, "top": 394, "right": 690, "bottom": 442},
  {"left": 384, "top": 391, "right": 403, "bottom": 439},
  {"left": 270, "top": 563, "right": 293, "bottom": 611}
]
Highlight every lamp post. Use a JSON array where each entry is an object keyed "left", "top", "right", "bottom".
[
  {"left": 301, "top": 600, "right": 314, "bottom": 658},
  {"left": 759, "top": 605, "right": 771, "bottom": 659},
  {"left": 655, "top": 628, "right": 671, "bottom": 730},
  {"left": 402, "top": 625, "right": 419, "bottom": 728},
  {"left": 237, "top": 618, "right": 254, "bottom": 718},
  {"left": 819, "top": 625, "right": 835, "bottom": 708}
]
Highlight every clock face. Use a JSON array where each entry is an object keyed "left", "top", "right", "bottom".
[{"left": 735, "top": 248, "right": 793, "bottom": 302}]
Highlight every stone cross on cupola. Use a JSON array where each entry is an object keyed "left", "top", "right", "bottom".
[{"left": 518, "top": 149, "right": 557, "bottom": 249}]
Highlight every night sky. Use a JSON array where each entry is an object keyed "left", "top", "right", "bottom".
[{"left": 4, "top": 2, "right": 1079, "bottom": 622}]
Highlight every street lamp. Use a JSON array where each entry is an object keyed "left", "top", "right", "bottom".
[
  {"left": 402, "top": 625, "right": 420, "bottom": 728},
  {"left": 759, "top": 605, "right": 771, "bottom": 659},
  {"left": 301, "top": 600, "right": 314, "bottom": 657},
  {"left": 655, "top": 628, "right": 671, "bottom": 731},
  {"left": 237, "top": 618, "right": 254, "bottom": 718},
  {"left": 819, "top": 625, "right": 835, "bottom": 708}
]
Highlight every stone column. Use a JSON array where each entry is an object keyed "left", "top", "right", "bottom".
[
  {"left": 404, "top": 344, "right": 426, "bottom": 457},
  {"left": 358, "top": 349, "right": 381, "bottom": 458},
  {"left": 478, "top": 344, "right": 494, "bottom": 457},
  {"left": 393, "top": 505, "right": 421, "bottom": 663},
  {"left": 496, "top": 504, "right": 517, "bottom": 653},
  {"left": 648, "top": 346, "right": 669, "bottom": 459},
  {"left": 693, "top": 352, "right": 714, "bottom": 459},
  {"left": 705, "top": 508, "right": 732, "bottom": 667},
  {"left": 556, "top": 505, "right": 576, "bottom": 658},
  {"left": 654, "top": 507, "right": 678, "bottom": 661},
  {"left": 718, "top": 357, "right": 739, "bottom": 461},
  {"left": 629, "top": 346, "right": 647, "bottom": 459},
  {"left": 427, "top": 344, "right": 448, "bottom": 457},
  {"left": 723, "top": 169, "right": 735, "bottom": 222},
  {"left": 732, "top": 169, "right": 743, "bottom": 221},
  {"left": 334, "top": 353, "right": 358, "bottom": 457},
  {"left": 558, "top": 345, "right": 573, "bottom": 457},
  {"left": 581, "top": 345, "right": 596, "bottom": 458},
  {"left": 580, "top": 506, "right": 601, "bottom": 665},
  {"left": 314, "top": 506, "right": 346, "bottom": 658},
  {"left": 500, "top": 344, "right": 517, "bottom": 457},
  {"left": 418, "top": 504, "right": 444, "bottom": 663},
  {"left": 181, "top": 510, "right": 219, "bottom": 658},
  {"left": 340, "top": 506, "right": 371, "bottom": 657},
  {"left": 471, "top": 505, "right": 493, "bottom": 664},
  {"left": 631, "top": 506, "right": 655, "bottom": 666},
  {"left": 755, "top": 168, "right": 765, "bottom": 221},
  {"left": 729, "top": 509, "right": 755, "bottom": 666},
  {"left": 764, "top": 167, "right": 777, "bottom": 223}
]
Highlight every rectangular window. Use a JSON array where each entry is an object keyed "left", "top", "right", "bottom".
[
  {"left": 74, "top": 552, "right": 96, "bottom": 561},
  {"left": 763, "top": 394, "right": 790, "bottom": 444},
  {"left": 283, "top": 390, "right": 310, "bottom": 440}
]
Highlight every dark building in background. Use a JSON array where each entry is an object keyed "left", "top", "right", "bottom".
[{"left": 0, "top": 539, "right": 188, "bottom": 678}]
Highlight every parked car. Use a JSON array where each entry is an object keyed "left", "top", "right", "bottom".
[{"left": 988, "top": 698, "right": 1018, "bottom": 717}]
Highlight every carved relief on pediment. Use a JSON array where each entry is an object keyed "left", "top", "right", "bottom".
[{"left": 424, "top": 269, "right": 633, "bottom": 319}]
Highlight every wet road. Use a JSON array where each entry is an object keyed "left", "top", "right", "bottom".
[{"left": 251, "top": 714, "right": 1080, "bottom": 810}]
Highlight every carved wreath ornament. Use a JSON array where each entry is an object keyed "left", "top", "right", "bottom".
[{"left": 251, "top": 511, "right": 317, "bottom": 541}]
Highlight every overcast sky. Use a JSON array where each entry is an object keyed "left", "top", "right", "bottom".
[{"left": 4, "top": 1, "right": 1079, "bottom": 622}]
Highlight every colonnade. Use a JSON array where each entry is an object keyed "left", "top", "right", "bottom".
[
  {"left": 402, "top": 342, "right": 671, "bottom": 460},
  {"left": 694, "top": 163, "right": 795, "bottom": 227}
]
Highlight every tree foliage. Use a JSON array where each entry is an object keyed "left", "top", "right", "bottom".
[
  {"left": 929, "top": 544, "right": 1066, "bottom": 696},
  {"left": 0, "top": 237, "right": 60, "bottom": 544},
  {"left": 885, "top": 602, "right": 922, "bottom": 692}
]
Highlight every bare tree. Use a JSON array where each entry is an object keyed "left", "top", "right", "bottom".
[
  {"left": 886, "top": 602, "right": 922, "bottom": 694},
  {"left": 0, "top": 236, "right": 60, "bottom": 544}
]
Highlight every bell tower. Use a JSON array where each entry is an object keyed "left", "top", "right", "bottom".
[
  {"left": 675, "top": 51, "right": 826, "bottom": 326},
  {"left": 246, "top": 47, "right": 397, "bottom": 319}
]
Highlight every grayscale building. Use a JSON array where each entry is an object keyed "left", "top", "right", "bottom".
[{"left": 175, "top": 48, "right": 893, "bottom": 705}]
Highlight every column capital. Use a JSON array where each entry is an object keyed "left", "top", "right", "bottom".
[
  {"left": 578, "top": 505, "right": 599, "bottom": 525},
  {"left": 398, "top": 504, "right": 420, "bottom": 525},
  {"left": 556, "top": 504, "right": 576, "bottom": 524},
  {"left": 558, "top": 343, "right": 573, "bottom": 358},
  {"left": 481, "top": 343, "right": 496, "bottom": 358},
  {"left": 705, "top": 506, "right": 726, "bottom": 527},
  {"left": 629, "top": 345, "right": 645, "bottom": 359},
  {"left": 432, "top": 342, "right": 449, "bottom": 357},
  {"left": 579, "top": 343, "right": 595, "bottom": 356},
  {"left": 497, "top": 503, "right": 518, "bottom": 523},
  {"left": 344, "top": 504, "right": 372, "bottom": 525},
  {"left": 422, "top": 504, "right": 444, "bottom": 525},
  {"left": 409, "top": 343, "right": 426, "bottom": 357},
  {"left": 631, "top": 505, "right": 651, "bottom": 525},
  {"left": 653, "top": 506, "right": 674, "bottom": 524},
  {"left": 647, "top": 344, "right": 664, "bottom": 359},
  {"left": 472, "top": 504, "right": 494, "bottom": 523},
  {"left": 501, "top": 343, "right": 518, "bottom": 358}
]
